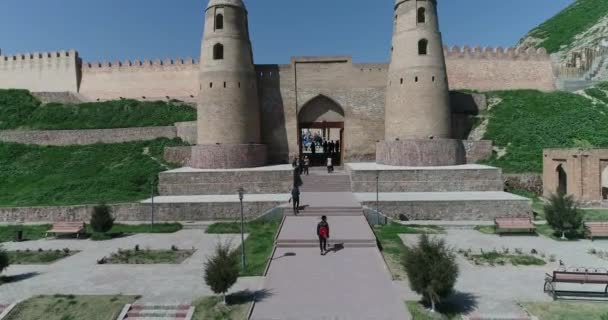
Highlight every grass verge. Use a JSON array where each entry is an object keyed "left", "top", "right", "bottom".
[
  {"left": 405, "top": 301, "right": 461, "bottom": 320},
  {"left": 102, "top": 248, "right": 194, "bottom": 264},
  {"left": 467, "top": 251, "right": 546, "bottom": 266},
  {"left": 87, "top": 223, "right": 183, "bottom": 240},
  {"left": 0, "top": 139, "right": 187, "bottom": 207},
  {"left": 0, "top": 225, "right": 51, "bottom": 243},
  {"left": 373, "top": 223, "right": 442, "bottom": 280},
  {"left": 191, "top": 295, "right": 252, "bottom": 320},
  {"left": 522, "top": 301, "right": 608, "bottom": 320},
  {"left": 8, "top": 249, "right": 77, "bottom": 264},
  {"left": 206, "top": 217, "right": 282, "bottom": 276},
  {"left": 4, "top": 294, "right": 138, "bottom": 320}
]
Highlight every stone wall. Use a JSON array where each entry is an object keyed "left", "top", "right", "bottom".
[
  {"left": 0, "top": 126, "right": 177, "bottom": 146},
  {"left": 463, "top": 140, "right": 493, "bottom": 164},
  {"left": 504, "top": 173, "right": 543, "bottom": 196},
  {"left": 0, "top": 50, "right": 79, "bottom": 92},
  {"left": 174, "top": 121, "right": 197, "bottom": 144},
  {"left": 0, "top": 201, "right": 281, "bottom": 222}
]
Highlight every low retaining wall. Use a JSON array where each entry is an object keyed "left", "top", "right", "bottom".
[
  {"left": 0, "top": 201, "right": 281, "bottom": 222},
  {"left": 0, "top": 127, "right": 177, "bottom": 146},
  {"left": 504, "top": 173, "right": 543, "bottom": 196}
]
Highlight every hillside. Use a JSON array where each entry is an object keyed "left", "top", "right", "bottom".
[
  {"left": 0, "top": 89, "right": 196, "bottom": 130},
  {"left": 518, "top": 0, "right": 608, "bottom": 61},
  {"left": 477, "top": 84, "right": 608, "bottom": 173},
  {"left": 0, "top": 138, "right": 186, "bottom": 207}
]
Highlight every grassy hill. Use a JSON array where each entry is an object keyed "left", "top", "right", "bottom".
[
  {"left": 0, "top": 89, "right": 196, "bottom": 130},
  {"left": 0, "top": 138, "right": 186, "bottom": 207},
  {"left": 478, "top": 84, "right": 608, "bottom": 173},
  {"left": 519, "top": 0, "right": 608, "bottom": 55}
]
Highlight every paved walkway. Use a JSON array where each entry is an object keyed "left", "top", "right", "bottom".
[
  {"left": 0, "top": 230, "right": 262, "bottom": 304},
  {"left": 251, "top": 191, "right": 410, "bottom": 320}
]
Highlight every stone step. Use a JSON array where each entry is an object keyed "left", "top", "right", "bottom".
[{"left": 276, "top": 240, "right": 377, "bottom": 248}]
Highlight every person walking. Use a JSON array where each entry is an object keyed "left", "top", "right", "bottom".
[
  {"left": 322, "top": 140, "right": 328, "bottom": 154},
  {"left": 311, "top": 141, "right": 316, "bottom": 155},
  {"left": 329, "top": 141, "right": 335, "bottom": 154},
  {"left": 291, "top": 186, "right": 300, "bottom": 215},
  {"left": 303, "top": 156, "right": 310, "bottom": 176},
  {"left": 317, "top": 215, "right": 330, "bottom": 255},
  {"left": 335, "top": 140, "right": 340, "bottom": 154},
  {"left": 326, "top": 156, "right": 333, "bottom": 173}
]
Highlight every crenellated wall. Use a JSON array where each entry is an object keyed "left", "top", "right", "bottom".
[
  {"left": 0, "top": 49, "right": 80, "bottom": 92},
  {"left": 79, "top": 58, "right": 200, "bottom": 102},
  {"left": 444, "top": 46, "right": 555, "bottom": 92}
]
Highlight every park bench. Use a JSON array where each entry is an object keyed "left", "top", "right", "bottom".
[
  {"left": 544, "top": 267, "right": 608, "bottom": 300},
  {"left": 585, "top": 222, "right": 608, "bottom": 241},
  {"left": 494, "top": 217, "right": 536, "bottom": 235},
  {"left": 46, "top": 222, "right": 86, "bottom": 238}
]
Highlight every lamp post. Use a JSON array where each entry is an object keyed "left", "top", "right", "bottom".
[
  {"left": 150, "top": 177, "right": 155, "bottom": 225},
  {"left": 238, "top": 187, "right": 246, "bottom": 272},
  {"left": 376, "top": 172, "right": 380, "bottom": 226}
]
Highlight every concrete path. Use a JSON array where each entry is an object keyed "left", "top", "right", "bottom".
[
  {"left": 0, "top": 230, "right": 262, "bottom": 304},
  {"left": 250, "top": 191, "right": 411, "bottom": 320}
]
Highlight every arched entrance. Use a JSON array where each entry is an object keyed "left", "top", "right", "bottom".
[
  {"left": 556, "top": 164, "right": 568, "bottom": 195},
  {"left": 298, "top": 95, "right": 345, "bottom": 166},
  {"left": 602, "top": 166, "right": 608, "bottom": 200}
]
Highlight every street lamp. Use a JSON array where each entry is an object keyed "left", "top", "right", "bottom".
[
  {"left": 150, "top": 177, "right": 155, "bottom": 225},
  {"left": 238, "top": 187, "right": 246, "bottom": 271},
  {"left": 376, "top": 172, "right": 380, "bottom": 226}
]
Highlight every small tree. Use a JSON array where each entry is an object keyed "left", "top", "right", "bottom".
[
  {"left": 0, "top": 246, "right": 9, "bottom": 275},
  {"left": 544, "top": 192, "right": 583, "bottom": 239},
  {"left": 402, "top": 234, "right": 458, "bottom": 312},
  {"left": 204, "top": 241, "right": 239, "bottom": 304},
  {"left": 90, "top": 203, "right": 115, "bottom": 233}
]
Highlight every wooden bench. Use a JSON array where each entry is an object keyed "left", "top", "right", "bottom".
[
  {"left": 494, "top": 217, "right": 536, "bottom": 235},
  {"left": 46, "top": 222, "right": 85, "bottom": 238},
  {"left": 544, "top": 267, "right": 608, "bottom": 300},
  {"left": 585, "top": 222, "right": 608, "bottom": 241}
]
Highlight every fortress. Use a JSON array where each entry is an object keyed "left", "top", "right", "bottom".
[{"left": 0, "top": 0, "right": 555, "bottom": 166}]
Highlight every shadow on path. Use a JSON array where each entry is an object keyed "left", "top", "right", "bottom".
[
  {"left": 0, "top": 272, "right": 41, "bottom": 285},
  {"left": 438, "top": 291, "right": 479, "bottom": 315},
  {"left": 229, "top": 289, "right": 273, "bottom": 304},
  {"left": 272, "top": 252, "right": 296, "bottom": 261}
]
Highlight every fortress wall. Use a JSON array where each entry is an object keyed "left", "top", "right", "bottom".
[
  {"left": 79, "top": 58, "right": 199, "bottom": 102},
  {"left": 0, "top": 50, "right": 79, "bottom": 92},
  {"left": 445, "top": 46, "right": 555, "bottom": 92}
]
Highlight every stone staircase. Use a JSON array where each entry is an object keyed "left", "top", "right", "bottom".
[
  {"left": 119, "top": 304, "right": 194, "bottom": 320},
  {"left": 300, "top": 172, "right": 352, "bottom": 192},
  {"left": 285, "top": 206, "right": 363, "bottom": 216}
]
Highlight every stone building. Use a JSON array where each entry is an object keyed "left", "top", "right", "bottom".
[{"left": 543, "top": 149, "right": 608, "bottom": 203}]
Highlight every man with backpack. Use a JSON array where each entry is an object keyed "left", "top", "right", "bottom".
[
  {"left": 317, "top": 215, "right": 330, "bottom": 255},
  {"left": 291, "top": 186, "right": 300, "bottom": 215}
]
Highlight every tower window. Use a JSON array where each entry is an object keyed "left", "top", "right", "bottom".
[
  {"left": 213, "top": 43, "right": 224, "bottom": 60},
  {"left": 223, "top": 82, "right": 226, "bottom": 88},
  {"left": 417, "top": 8, "right": 426, "bottom": 24},
  {"left": 215, "top": 14, "right": 224, "bottom": 30},
  {"left": 432, "top": 76, "right": 435, "bottom": 82},
  {"left": 415, "top": 76, "right": 419, "bottom": 82},
  {"left": 400, "top": 78, "right": 403, "bottom": 85},
  {"left": 418, "top": 39, "right": 428, "bottom": 55},
  {"left": 209, "top": 82, "right": 213, "bottom": 88}
]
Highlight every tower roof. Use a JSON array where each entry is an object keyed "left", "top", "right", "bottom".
[{"left": 207, "top": 0, "right": 246, "bottom": 10}]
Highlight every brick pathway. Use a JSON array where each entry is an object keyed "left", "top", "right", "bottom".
[{"left": 251, "top": 188, "right": 411, "bottom": 320}]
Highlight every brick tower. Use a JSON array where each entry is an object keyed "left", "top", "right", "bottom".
[
  {"left": 192, "top": 0, "right": 266, "bottom": 169},
  {"left": 378, "top": 0, "right": 464, "bottom": 166}
]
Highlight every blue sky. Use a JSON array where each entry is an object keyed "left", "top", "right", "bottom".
[{"left": 0, "top": 0, "right": 574, "bottom": 64}]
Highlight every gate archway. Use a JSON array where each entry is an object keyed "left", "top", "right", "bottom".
[
  {"left": 298, "top": 95, "right": 345, "bottom": 166},
  {"left": 556, "top": 164, "right": 568, "bottom": 195}
]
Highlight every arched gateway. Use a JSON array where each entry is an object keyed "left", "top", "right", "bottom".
[{"left": 298, "top": 95, "right": 345, "bottom": 166}]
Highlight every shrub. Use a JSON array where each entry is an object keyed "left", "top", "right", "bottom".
[
  {"left": 90, "top": 203, "right": 115, "bottom": 233},
  {"left": 204, "top": 241, "right": 240, "bottom": 304},
  {"left": 0, "top": 246, "right": 9, "bottom": 274},
  {"left": 402, "top": 234, "right": 459, "bottom": 312},
  {"left": 544, "top": 193, "right": 583, "bottom": 239}
]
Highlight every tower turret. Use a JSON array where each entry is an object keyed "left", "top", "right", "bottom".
[
  {"left": 192, "top": 0, "right": 266, "bottom": 168},
  {"left": 378, "top": 0, "right": 464, "bottom": 166}
]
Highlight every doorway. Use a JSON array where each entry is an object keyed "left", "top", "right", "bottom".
[
  {"left": 556, "top": 164, "right": 568, "bottom": 195},
  {"left": 298, "top": 95, "right": 345, "bottom": 167}
]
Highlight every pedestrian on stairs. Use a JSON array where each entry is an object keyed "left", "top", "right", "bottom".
[
  {"left": 291, "top": 186, "right": 300, "bottom": 215},
  {"left": 326, "top": 156, "right": 333, "bottom": 173},
  {"left": 317, "top": 215, "right": 330, "bottom": 255},
  {"left": 303, "top": 156, "right": 310, "bottom": 175}
]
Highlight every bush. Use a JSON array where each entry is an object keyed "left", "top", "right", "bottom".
[
  {"left": 204, "top": 241, "right": 240, "bottom": 304},
  {"left": 0, "top": 246, "right": 9, "bottom": 274},
  {"left": 90, "top": 204, "right": 115, "bottom": 233},
  {"left": 544, "top": 193, "right": 583, "bottom": 239},
  {"left": 402, "top": 234, "right": 459, "bottom": 312}
]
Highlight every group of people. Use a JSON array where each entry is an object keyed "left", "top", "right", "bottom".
[
  {"left": 302, "top": 139, "right": 341, "bottom": 155},
  {"left": 292, "top": 154, "right": 335, "bottom": 174}
]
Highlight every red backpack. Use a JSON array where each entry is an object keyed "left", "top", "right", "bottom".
[{"left": 319, "top": 225, "right": 329, "bottom": 238}]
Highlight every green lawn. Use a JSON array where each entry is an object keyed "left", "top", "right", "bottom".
[
  {"left": 372, "top": 223, "right": 442, "bottom": 280},
  {"left": 0, "top": 89, "right": 196, "bottom": 130},
  {"left": 523, "top": 301, "right": 608, "bottom": 320},
  {"left": 8, "top": 249, "right": 76, "bottom": 264},
  {"left": 206, "top": 217, "right": 282, "bottom": 276},
  {"left": 467, "top": 251, "right": 546, "bottom": 266},
  {"left": 0, "top": 138, "right": 187, "bottom": 207},
  {"left": 480, "top": 89, "right": 608, "bottom": 173},
  {"left": 4, "top": 295, "right": 138, "bottom": 320},
  {"left": 523, "top": 0, "right": 608, "bottom": 53},
  {"left": 103, "top": 248, "right": 194, "bottom": 264},
  {"left": 0, "top": 225, "right": 51, "bottom": 243},
  {"left": 191, "top": 295, "right": 252, "bottom": 320},
  {"left": 86, "top": 223, "right": 183, "bottom": 237}
]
